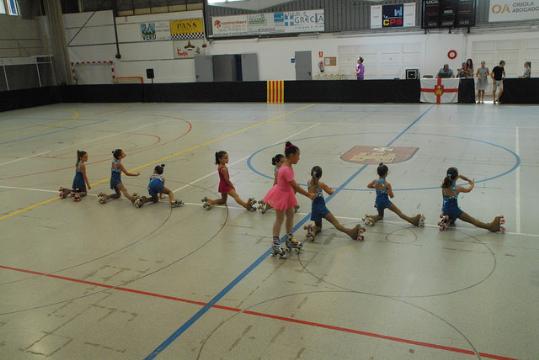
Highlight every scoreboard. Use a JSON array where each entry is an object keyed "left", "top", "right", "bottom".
[{"left": 422, "top": 0, "right": 476, "bottom": 29}]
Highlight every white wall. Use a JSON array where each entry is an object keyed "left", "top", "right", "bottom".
[
  {"left": 63, "top": 10, "right": 539, "bottom": 84},
  {"left": 0, "top": 14, "right": 47, "bottom": 58}
]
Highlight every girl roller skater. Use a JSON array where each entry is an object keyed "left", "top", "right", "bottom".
[
  {"left": 264, "top": 142, "right": 314, "bottom": 257},
  {"left": 363, "top": 163, "right": 425, "bottom": 227},
  {"left": 438, "top": 167, "right": 505, "bottom": 232},
  {"left": 59, "top": 150, "right": 91, "bottom": 202},
  {"left": 258, "top": 154, "right": 300, "bottom": 214},
  {"left": 201, "top": 151, "right": 256, "bottom": 211},
  {"left": 134, "top": 164, "right": 183, "bottom": 209},
  {"left": 98, "top": 149, "right": 140, "bottom": 205},
  {"left": 304, "top": 166, "right": 365, "bottom": 241}
]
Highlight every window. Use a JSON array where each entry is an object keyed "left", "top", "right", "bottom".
[
  {"left": 0, "top": 1, "right": 6, "bottom": 14},
  {"left": 207, "top": 0, "right": 244, "bottom": 4}
]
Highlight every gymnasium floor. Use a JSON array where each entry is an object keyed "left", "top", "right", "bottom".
[{"left": 0, "top": 102, "right": 537, "bottom": 360}]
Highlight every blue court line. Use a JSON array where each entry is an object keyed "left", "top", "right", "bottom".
[
  {"left": 143, "top": 105, "right": 434, "bottom": 359},
  {"left": 246, "top": 133, "right": 521, "bottom": 192},
  {"left": 0, "top": 118, "right": 112, "bottom": 146}
]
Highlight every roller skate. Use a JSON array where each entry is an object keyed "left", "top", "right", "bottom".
[
  {"left": 171, "top": 200, "right": 184, "bottom": 208},
  {"left": 72, "top": 192, "right": 82, "bottom": 202},
  {"left": 271, "top": 242, "right": 286, "bottom": 258},
  {"left": 98, "top": 193, "right": 108, "bottom": 204},
  {"left": 257, "top": 200, "right": 269, "bottom": 214},
  {"left": 285, "top": 236, "right": 303, "bottom": 254},
  {"left": 491, "top": 216, "right": 506, "bottom": 233},
  {"left": 355, "top": 225, "right": 366, "bottom": 241},
  {"left": 416, "top": 214, "right": 426, "bottom": 227},
  {"left": 246, "top": 198, "right": 257, "bottom": 212},
  {"left": 201, "top": 197, "right": 212, "bottom": 210},
  {"left": 438, "top": 215, "right": 450, "bottom": 231},
  {"left": 294, "top": 205, "right": 300, "bottom": 213},
  {"left": 362, "top": 215, "right": 375, "bottom": 226},
  {"left": 304, "top": 224, "right": 315, "bottom": 241},
  {"left": 134, "top": 196, "right": 146, "bottom": 208},
  {"left": 58, "top": 187, "right": 70, "bottom": 199}
]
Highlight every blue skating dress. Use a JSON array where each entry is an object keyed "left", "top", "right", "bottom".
[
  {"left": 442, "top": 182, "right": 463, "bottom": 221},
  {"left": 71, "top": 163, "right": 86, "bottom": 193},
  {"left": 148, "top": 174, "right": 165, "bottom": 200},
  {"left": 310, "top": 181, "right": 329, "bottom": 222},
  {"left": 374, "top": 178, "right": 392, "bottom": 212},
  {"left": 110, "top": 159, "right": 122, "bottom": 190}
]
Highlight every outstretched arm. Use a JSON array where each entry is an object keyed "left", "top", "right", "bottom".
[
  {"left": 289, "top": 180, "right": 314, "bottom": 200},
  {"left": 320, "top": 182, "right": 334, "bottom": 195},
  {"left": 457, "top": 177, "right": 475, "bottom": 193},
  {"left": 120, "top": 163, "right": 139, "bottom": 177},
  {"left": 367, "top": 180, "right": 377, "bottom": 189}
]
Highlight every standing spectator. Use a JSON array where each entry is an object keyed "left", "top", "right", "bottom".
[
  {"left": 437, "top": 64, "right": 454, "bottom": 78},
  {"left": 356, "top": 57, "right": 365, "bottom": 80},
  {"left": 520, "top": 61, "right": 531, "bottom": 78},
  {"left": 491, "top": 60, "right": 506, "bottom": 104},
  {"left": 466, "top": 58, "right": 474, "bottom": 75},
  {"left": 476, "top": 61, "right": 490, "bottom": 104},
  {"left": 457, "top": 62, "right": 471, "bottom": 78}
]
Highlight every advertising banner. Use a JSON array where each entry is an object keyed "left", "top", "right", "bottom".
[{"left": 489, "top": 0, "right": 539, "bottom": 22}]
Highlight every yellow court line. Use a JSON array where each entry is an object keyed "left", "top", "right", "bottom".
[{"left": 0, "top": 104, "right": 314, "bottom": 222}]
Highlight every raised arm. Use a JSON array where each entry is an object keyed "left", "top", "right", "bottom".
[
  {"left": 320, "top": 182, "right": 334, "bottom": 195},
  {"left": 367, "top": 179, "right": 377, "bottom": 189}
]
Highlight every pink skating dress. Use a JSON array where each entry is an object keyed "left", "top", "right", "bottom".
[
  {"left": 263, "top": 165, "right": 297, "bottom": 211},
  {"left": 218, "top": 166, "right": 233, "bottom": 194}
]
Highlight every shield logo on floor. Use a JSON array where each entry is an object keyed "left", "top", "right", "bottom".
[{"left": 340, "top": 146, "right": 418, "bottom": 164}]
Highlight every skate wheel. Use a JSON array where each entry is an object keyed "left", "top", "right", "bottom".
[
  {"left": 499, "top": 226, "right": 506, "bottom": 233},
  {"left": 499, "top": 216, "right": 506, "bottom": 225},
  {"left": 356, "top": 235, "right": 365, "bottom": 241}
]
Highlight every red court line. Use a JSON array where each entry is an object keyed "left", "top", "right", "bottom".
[{"left": 0, "top": 264, "right": 516, "bottom": 360}]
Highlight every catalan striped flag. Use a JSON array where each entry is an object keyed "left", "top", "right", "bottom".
[{"left": 267, "top": 80, "right": 285, "bottom": 104}]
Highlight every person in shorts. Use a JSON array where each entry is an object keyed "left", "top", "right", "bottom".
[{"left": 491, "top": 60, "right": 506, "bottom": 103}]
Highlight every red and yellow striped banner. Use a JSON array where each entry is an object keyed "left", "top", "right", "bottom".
[{"left": 267, "top": 80, "right": 285, "bottom": 104}]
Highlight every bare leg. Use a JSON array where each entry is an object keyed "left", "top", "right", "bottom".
[
  {"left": 161, "top": 187, "right": 176, "bottom": 204},
  {"left": 459, "top": 212, "right": 501, "bottom": 232},
  {"left": 207, "top": 193, "right": 227, "bottom": 206},
  {"left": 228, "top": 189, "right": 254, "bottom": 209},
  {"left": 325, "top": 212, "right": 359, "bottom": 239},
  {"left": 273, "top": 210, "right": 285, "bottom": 237},
  {"left": 388, "top": 203, "right": 421, "bottom": 226},
  {"left": 365, "top": 207, "right": 384, "bottom": 225},
  {"left": 117, "top": 183, "right": 137, "bottom": 203},
  {"left": 285, "top": 207, "right": 295, "bottom": 234}
]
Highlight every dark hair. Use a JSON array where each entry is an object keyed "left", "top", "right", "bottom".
[
  {"left": 154, "top": 164, "right": 165, "bottom": 175},
  {"left": 215, "top": 151, "right": 227, "bottom": 164},
  {"left": 358, "top": 57, "right": 364, "bottom": 63},
  {"left": 525, "top": 61, "right": 531, "bottom": 67},
  {"left": 76, "top": 150, "right": 87, "bottom": 166},
  {"left": 466, "top": 58, "right": 473, "bottom": 69},
  {"left": 112, "top": 149, "right": 123, "bottom": 159},
  {"left": 284, "top": 141, "right": 299, "bottom": 157},
  {"left": 442, "top": 167, "right": 459, "bottom": 188},
  {"left": 500, "top": 60, "right": 505, "bottom": 65},
  {"left": 311, "top": 166, "right": 322, "bottom": 179},
  {"left": 377, "top": 163, "right": 388, "bottom": 177},
  {"left": 272, "top": 154, "right": 284, "bottom": 166}
]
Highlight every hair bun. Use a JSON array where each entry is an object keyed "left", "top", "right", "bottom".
[
  {"left": 161, "top": 164, "right": 165, "bottom": 168},
  {"left": 379, "top": 162, "right": 384, "bottom": 166}
]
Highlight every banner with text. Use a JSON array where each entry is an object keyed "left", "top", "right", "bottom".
[
  {"left": 211, "top": 9, "right": 324, "bottom": 37},
  {"left": 371, "top": 3, "right": 416, "bottom": 29},
  {"left": 489, "top": 0, "right": 539, "bottom": 22}
]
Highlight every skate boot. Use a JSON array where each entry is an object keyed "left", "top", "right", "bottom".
[
  {"left": 246, "top": 198, "right": 257, "bottom": 212},
  {"left": 201, "top": 197, "right": 212, "bottom": 210},
  {"left": 98, "top": 193, "right": 108, "bottom": 204},
  {"left": 171, "top": 200, "right": 184, "bottom": 208},
  {"left": 438, "top": 215, "right": 450, "bottom": 231},
  {"left": 355, "top": 225, "right": 366, "bottom": 241},
  {"left": 72, "top": 192, "right": 81, "bottom": 202},
  {"left": 271, "top": 242, "right": 286, "bottom": 258},
  {"left": 58, "top": 187, "right": 70, "bottom": 199},
  {"left": 285, "top": 236, "right": 303, "bottom": 254},
  {"left": 491, "top": 216, "right": 506, "bottom": 233},
  {"left": 362, "top": 215, "right": 375, "bottom": 226},
  {"left": 415, "top": 214, "right": 425, "bottom": 227},
  {"left": 134, "top": 196, "right": 146, "bottom": 208},
  {"left": 304, "top": 224, "right": 315, "bottom": 241}
]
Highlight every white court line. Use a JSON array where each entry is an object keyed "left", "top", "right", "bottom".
[
  {"left": 1, "top": 184, "right": 538, "bottom": 238},
  {"left": 515, "top": 126, "right": 521, "bottom": 233},
  {"left": 171, "top": 123, "right": 320, "bottom": 193},
  {"left": 0, "top": 118, "right": 177, "bottom": 167}
]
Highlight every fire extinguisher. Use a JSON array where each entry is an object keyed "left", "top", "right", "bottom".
[{"left": 319, "top": 61, "right": 325, "bottom": 73}]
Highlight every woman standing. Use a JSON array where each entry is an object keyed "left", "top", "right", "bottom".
[
  {"left": 356, "top": 57, "right": 365, "bottom": 80},
  {"left": 476, "top": 61, "right": 490, "bottom": 104}
]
